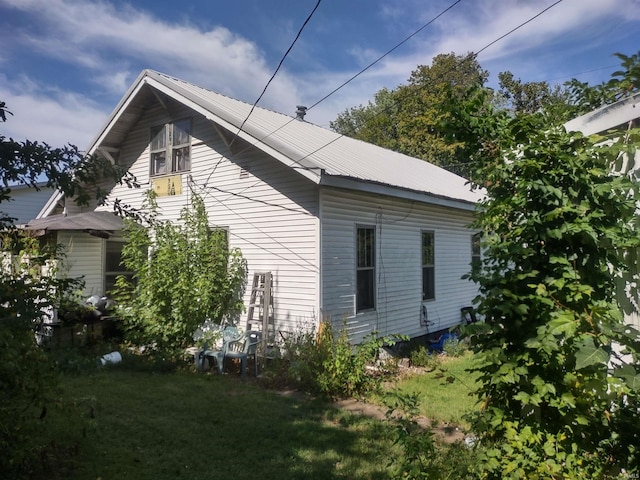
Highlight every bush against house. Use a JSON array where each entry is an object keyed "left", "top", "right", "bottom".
[
  {"left": 466, "top": 114, "right": 640, "bottom": 477},
  {"left": 114, "top": 191, "right": 247, "bottom": 353}
]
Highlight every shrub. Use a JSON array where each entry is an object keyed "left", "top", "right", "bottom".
[
  {"left": 383, "top": 389, "right": 478, "bottom": 479},
  {"left": 466, "top": 114, "right": 640, "bottom": 477},
  {"left": 114, "top": 191, "right": 247, "bottom": 355},
  {"left": 442, "top": 336, "right": 466, "bottom": 357},
  {"left": 263, "top": 321, "right": 397, "bottom": 398},
  {"left": 409, "top": 345, "right": 440, "bottom": 370}
]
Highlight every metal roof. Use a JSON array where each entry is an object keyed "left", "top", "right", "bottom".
[{"left": 90, "top": 69, "right": 483, "bottom": 209}]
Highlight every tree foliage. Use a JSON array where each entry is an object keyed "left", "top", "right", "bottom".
[
  {"left": 331, "top": 52, "right": 489, "bottom": 177},
  {"left": 566, "top": 51, "right": 640, "bottom": 117},
  {"left": 497, "top": 71, "right": 571, "bottom": 121},
  {"left": 465, "top": 114, "right": 640, "bottom": 477},
  {"left": 0, "top": 101, "right": 133, "bottom": 476},
  {"left": 332, "top": 50, "right": 640, "bottom": 181},
  {"left": 114, "top": 191, "right": 247, "bottom": 354}
]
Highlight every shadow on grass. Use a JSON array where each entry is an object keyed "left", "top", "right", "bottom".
[{"left": 44, "top": 363, "right": 397, "bottom": 480}]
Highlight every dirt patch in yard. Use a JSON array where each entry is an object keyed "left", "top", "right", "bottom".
[
  {"left": 332, "top": 397, "right": 468, "bottom": 444},
  {"left": 273, "top": 388, "right": 468, "bottom": 444}
]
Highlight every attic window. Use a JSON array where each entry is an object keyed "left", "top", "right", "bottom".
[{"left": 150, "top": 119, "right": 191, "bottom": 176}]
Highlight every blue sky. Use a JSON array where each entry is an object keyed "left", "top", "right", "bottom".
[{"left": 1, "top": 0, "right": 639, "bottom": 149}]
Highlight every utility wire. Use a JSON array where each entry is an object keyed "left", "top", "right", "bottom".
[
  {"left": 229, "top": 0, "right": 322, "bottom": 148},
  {"left": 546, "top": 64, "right": 619, "bottom": 83},
  {"left": 193, "top": 1, "right": 563, "bottom": 266},
  {"left": 202, "top": 0, "right": 463, "bottom": 172},
  {"left": 307, "top": 0, "right": 464, "bottom": 111},
  {"left": 476, "top": 0, "right": 563, "bottom": 55},
  {"left": 200, "top": 0, "right": 564, "bottom": 204},
  {"left": 288, "top": 0, "right": 566, "bottom": 168},
  {"left": 229, "top": 0, "right": 564, "bottom": 175}
]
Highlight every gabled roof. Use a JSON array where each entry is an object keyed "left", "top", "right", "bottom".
[{"left": 88, "top": 69, "right": 481, "bottom": 211}]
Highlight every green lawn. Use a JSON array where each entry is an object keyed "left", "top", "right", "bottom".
[
  {"left": 392, "top": 352, "right": 481, "bottom": 428},
  {"left": 44, "top": 367, "right": 399, "bottom": 480},
  {"left": 34, "top": 349, "right": 482, "bottom": 479}
]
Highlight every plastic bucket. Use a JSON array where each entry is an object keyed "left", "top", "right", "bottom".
[{"left": 100, "top": 351, "right": 122, "bottom": 366}]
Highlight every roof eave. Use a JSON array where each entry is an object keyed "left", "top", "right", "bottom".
[
  {"left": 564, "top": 92, "right": 640, "bottom": 136},
  {"left": 319, "top": 175, "right": 479, "bottom": 211}
]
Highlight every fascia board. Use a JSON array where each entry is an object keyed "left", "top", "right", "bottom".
[
  {"left": 565, "top": 93, "right": 640, "bottom": 136},
  {"left": 87, "top": 70, "right": 151, "bottom": 155},
  {"left": 37, "top": 190, "right": 64, "bottom": 218},
  {"left": 319, "top": 175, "right": 478, "bottom": 211}
]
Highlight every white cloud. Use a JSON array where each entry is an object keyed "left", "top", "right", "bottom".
[
  {"left": 0, "top": 0, "right": 310, "bottom": 138},
  {"left": 1, "top": 0, "right": 638, "bottom": 142},
  {"left": 3, "top": 0, "right": 302, "bottom": 107},
  {"left": 0, "top": 75, "right": 105, "bottom": 147}
]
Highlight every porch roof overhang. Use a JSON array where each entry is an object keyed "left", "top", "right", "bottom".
[{"left": 24, "top": 211, "right": 123, "bottom": 238}]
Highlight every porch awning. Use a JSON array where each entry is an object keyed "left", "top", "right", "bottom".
[{"left": 24, "top": 211, "right": 124, "bottom": 238}]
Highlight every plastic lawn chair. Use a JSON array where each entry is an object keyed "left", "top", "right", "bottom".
[
  {"left": 224, "top": 330, "right": 262, "bottom": 377},
  {"left": 200, "top": 326, "right": 242, "bottom": 373}
]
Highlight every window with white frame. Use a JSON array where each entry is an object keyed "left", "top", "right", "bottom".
[
  {"left": 150, "top": 119, "right": 191, "bottom": 176},
  {"left": 422, "top": 231, "right": 435, "bottom": 301},
  {"left": 356, "top": 226, "right": 375, "bottom": 312}
]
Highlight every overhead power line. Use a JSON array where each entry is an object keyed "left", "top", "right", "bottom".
[
  {"left": 204, "top": 0, "right": 564, "bottom": 191},
  {"left": 476, "top": 0, "right": 563, "bottom": 55},
  {"left": 194, "top": 0, "right": 565, "bottom": 262},
  {"left": 307, "top": 0, "right": 464, "bottom": 111},
  {"left": 230, "top": 0, "right": 322, "bottom": 147},
  {"left": 285, "top": 0, "right": 566, "bottom": 169},
  {"left": 209, "top": 0, "right": 464, "bottom": 163}
]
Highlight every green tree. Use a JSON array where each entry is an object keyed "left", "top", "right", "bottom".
[
  {"left": 466, "top": 113, "right": 640, "bottom": 477},
  {"left": 566, "top": 50, "right": 640, "bottom": 117},
  {"left": 114, "top": 190, "right": 247, "bottom": 354},
  {"left": 331, "top": 52, "right": 489, "bottom": 176},
  {"left": 329, "top": 87, "right": 400, "bottom": 152},
  {"left": 0, "top": 101, "right": 133, "bottom": 477},
  {"left": 497, "top": 71, "right": 570, "bottom": 120}
]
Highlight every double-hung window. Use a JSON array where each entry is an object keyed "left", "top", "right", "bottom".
[
  {"left": 356, "top": 226, "right": 375, "bottom": 312},
  {"left": 422, "top": 231, "right": 435, "bottom": 301},
  {"left": 150, "top": 119, "right": 191, "bottom": 176}
]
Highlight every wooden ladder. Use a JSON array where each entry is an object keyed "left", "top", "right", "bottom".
[{"left": 246, "top": 272, "right": 274, "bottom": 344}]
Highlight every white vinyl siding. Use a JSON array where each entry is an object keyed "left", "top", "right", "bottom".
[
  {"left": 0, "top": 186, "right": 55, "bottom": 225},
  {"left": 100, "top": 106, "right": 320, "bottom": 333},
  {"left": 321, "top": 187, "right": 478, "bottom": 343},
  {"left": 56, "top": 231, "right": 104, "bottom": 296}
]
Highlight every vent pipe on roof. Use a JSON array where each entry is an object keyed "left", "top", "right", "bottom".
[{"left": 295, "top": 105, "right": 307, "bottom": 121}]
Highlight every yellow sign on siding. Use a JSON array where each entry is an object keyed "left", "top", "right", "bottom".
[{"left": 152, "top": 175, "right": 182, "bottom": 196}]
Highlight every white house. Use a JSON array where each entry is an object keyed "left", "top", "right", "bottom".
[
  {"left": 27, "top": 69, "right": 483, "bottom": 342},
  {"left": 565, "top": 91, "right": 640, "bottom": 330},
  {"left": 1, "top": 182, "right": 55, "bottom": 226}
]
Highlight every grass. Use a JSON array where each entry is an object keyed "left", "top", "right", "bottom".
[
  {"left": 41, "top": 364, "right": 399, "bottom": 480},
  {"left": 30, "top": 346, "right": 482, "bottom": 479},
  {"left": 390, "top": 351, "right": 481, "bottom": 428}
]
